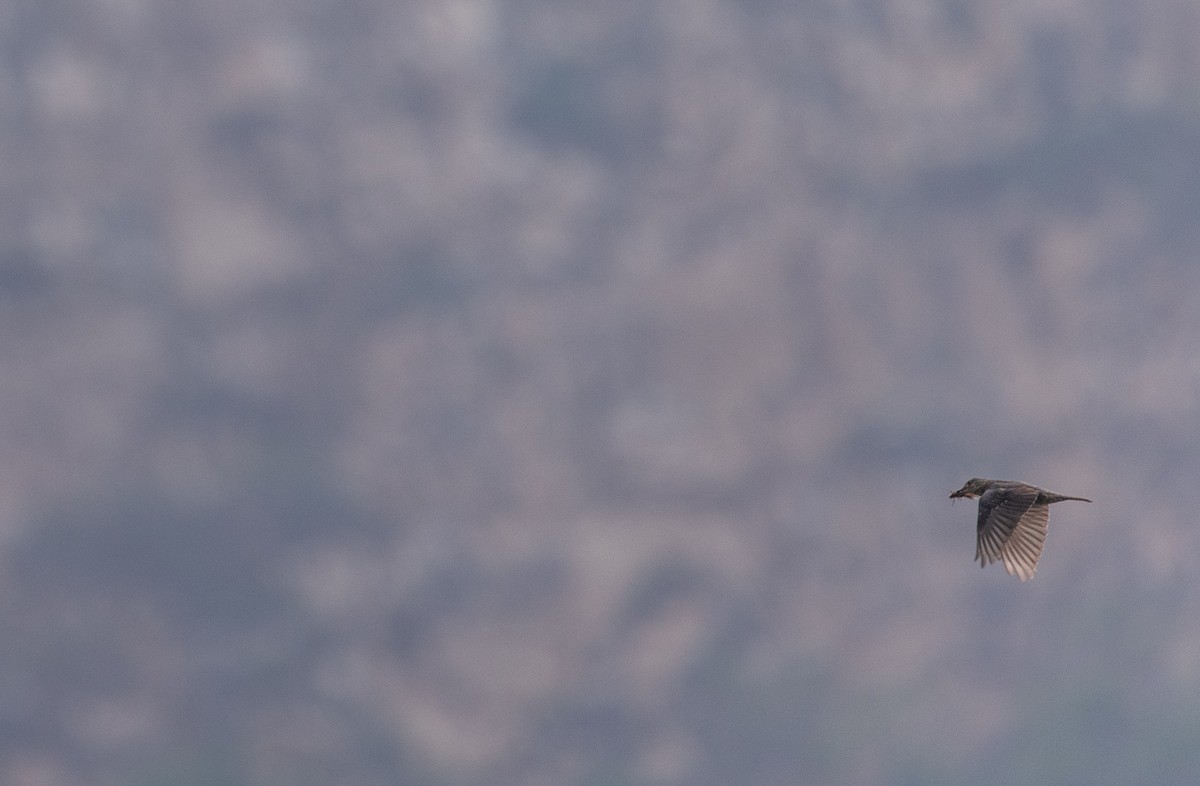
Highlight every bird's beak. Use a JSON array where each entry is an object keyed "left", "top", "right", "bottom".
[{"left": 949, "top": 487, "right": 967, "bottom": 499}]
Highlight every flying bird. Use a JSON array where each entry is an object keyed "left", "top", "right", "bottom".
[{"left": 950, "top": 478, "right": 1091, "bottom": 581}]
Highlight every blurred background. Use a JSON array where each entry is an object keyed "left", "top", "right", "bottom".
[{"left": 4, "top": 0, "right": 1200, "bottom": 784}]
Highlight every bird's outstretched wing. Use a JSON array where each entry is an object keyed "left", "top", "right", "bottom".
[{"left": 975, "top": 485, "right": 1048, "bottom": 581}]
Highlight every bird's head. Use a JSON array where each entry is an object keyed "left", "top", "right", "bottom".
[{"left": 950, "top": 477, "right": 990, "bottom": 499}]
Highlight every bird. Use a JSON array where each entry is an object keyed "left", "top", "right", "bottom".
[{"left": 950, "top": 478, "right": 1091, "bottom": 581}]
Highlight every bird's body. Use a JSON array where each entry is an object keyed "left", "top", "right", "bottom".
[{"left": 950, "top": 478, "right": 1091, "bottom": 581}]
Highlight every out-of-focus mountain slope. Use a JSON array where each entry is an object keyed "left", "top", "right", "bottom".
[{"left": 3, "top": 1, "right": 1200, "bottom": 784}]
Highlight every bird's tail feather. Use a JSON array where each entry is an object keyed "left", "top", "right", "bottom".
[{"left": 1046, "top": 494, "right": 1091, "bottom": 504}]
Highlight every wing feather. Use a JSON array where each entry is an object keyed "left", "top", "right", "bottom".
[
  {"left": 999, "top": 504, "right": 1049, "bottom": 581},
  {"left": 976, "top": 486, "right": 1046, "bottom": 580}
]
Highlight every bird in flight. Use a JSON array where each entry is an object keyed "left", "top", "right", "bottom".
[{"left": 950, "top": 478, "right": 1091, "bottom": 581}]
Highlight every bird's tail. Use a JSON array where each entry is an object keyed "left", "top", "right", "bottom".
[{"left": 1045, "top": 494, "right": 1091, "bottom": 504}]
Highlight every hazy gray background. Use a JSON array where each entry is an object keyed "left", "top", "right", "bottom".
[{"left": 4, "top": 1, "right": 1200, "bottom": 784}]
